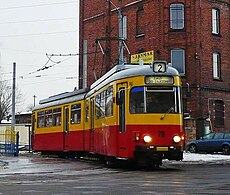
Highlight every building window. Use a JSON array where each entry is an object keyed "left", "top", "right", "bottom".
[
  {"left": 215, "top": 100, "right": 224, "bottom": 127},
  {"left": 136, "top": 6, "right": 145, "bottom": 37},
  {"left": 122, "top": 15, "right": 127, "bottom": 40},
  {"left": 170, "top": 3, "right": 184, "bottom": 30},
  {"left": 213, "top": 52, "right": 221, "bottom": 80},
  {"left": 171, "top": 49, "right": 185, "bottom": 75},
  {"left": 212, "top": 9, "right": 220, "bottom": 35}
]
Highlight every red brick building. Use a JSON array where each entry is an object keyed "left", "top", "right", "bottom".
[{"left": 79, "top": 0, "right": 230, "bottom": 138}]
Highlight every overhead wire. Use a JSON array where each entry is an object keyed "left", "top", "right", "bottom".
[
  {"left": 0, "top": 47, "right": 45, "bottom": 55},
  {"left": 0, "top": 72, "right": 12, "bottom": 75},
  {"left": 0, "top": 78, "right": 13, "bottom": 82},
  {"left": 19, "top": 78, "right": 69, "bottom": 86},
  {"left": 0, "top": 1, "right": 78, "bottom": 10},
  {"left": 0, "top": 1, "right": 80, "bottom": 100},
  {"left": 20, "top": 71, "right": 77, "bottom": 79},
  {"left": 0, "top": 17, "right": 77, "bottom": 25},
  {"left": 19, "top": 54, "right": 76, "bottom": 79},
  {"left": 15, "top": 51, "right": 98, "bottom": 79},
  {"left": 19, "top": 77, "right": 78, "bottom": 87},
  {"left": 0, "top": 30, "right": 77, "bottom": 38}
]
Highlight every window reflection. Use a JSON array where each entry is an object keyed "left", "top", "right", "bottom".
[{"left": 130, "top": 87, "right": 180, "bottom": 114}]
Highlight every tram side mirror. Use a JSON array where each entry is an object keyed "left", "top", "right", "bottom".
[{"left": 116, "top": 91, "right": 124, "bottom": 105}]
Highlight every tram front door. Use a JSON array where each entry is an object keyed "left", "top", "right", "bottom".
[
  {"left": 116, "top": 82, "right": 128, "bottom": 157},
  {"left": 89, "top": 98, "right": 95, "bottom": 152}
]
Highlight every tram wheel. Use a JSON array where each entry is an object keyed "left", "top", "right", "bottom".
[{"left": 105, "top": 157, "right": 116, "bottom": 168}]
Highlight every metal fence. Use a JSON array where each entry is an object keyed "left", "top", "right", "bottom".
[{"left": 0, "top": 127, "right": 19, "bottom": 156}]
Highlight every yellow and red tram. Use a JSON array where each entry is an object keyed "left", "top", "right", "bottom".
[{"left": 32, "top": 61, "right": 185, "bottom": 166}]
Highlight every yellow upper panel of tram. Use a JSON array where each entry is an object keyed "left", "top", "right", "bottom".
[{"left": 34, "top": 100, "right": 85, "bottom": 134}]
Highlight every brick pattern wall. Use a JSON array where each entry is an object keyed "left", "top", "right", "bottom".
[{"left": 79, "top": 0, "right": 230, "bottom": 134}]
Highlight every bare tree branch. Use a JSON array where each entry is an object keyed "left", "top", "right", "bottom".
[{"left": 0, "top": 79, "right": 22, "bottom": 123}]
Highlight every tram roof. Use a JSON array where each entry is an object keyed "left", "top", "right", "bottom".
[
  {"left": 34, "top": 63, "right": 179, "bottom": 110},
  {"left": 34, "top": 88, "right": 88, "bottom": 111},
  {"left": 87, "top": 63, "right": 179, "bottom": 96}
]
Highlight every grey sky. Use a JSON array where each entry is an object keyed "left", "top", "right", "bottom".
[{"left": 0, "top": 0, "right": 79, "bottom": 112}]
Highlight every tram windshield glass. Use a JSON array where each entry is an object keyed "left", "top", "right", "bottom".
[{"left": 130, "top": 86, "right": 181, "bottom": 114}]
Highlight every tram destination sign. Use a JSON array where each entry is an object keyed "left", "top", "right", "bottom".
[{"left": 145, "top": 76, "right": 174, "bottom": 84}]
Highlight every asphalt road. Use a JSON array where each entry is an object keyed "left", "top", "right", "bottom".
[{"left": 0, "top": 154, "right": 230, "bottom": 195}]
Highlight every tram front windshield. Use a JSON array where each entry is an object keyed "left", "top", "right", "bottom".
[{"left": 130, "top": 86, "right": 181, "bottom": 114}]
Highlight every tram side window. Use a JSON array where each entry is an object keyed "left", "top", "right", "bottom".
[
  {"left": 105, "top": 86, "right": 113, "bottom": 117},
  {"left": 130, "top": 87, "right": 144, "bottom": 113},
  {"left": 96, "top": 92, "right": 105, "bottom": 119},
  {"left": 101, "top": 91, "right": 106, "bottom": 117},
  {"left": 71, "top": 104, "right": 81, "bottom": 124},
  {"left": 45, "top": 110, "right": 53, "bottom": 127},
  {"left": 96, "top": 87, "right": 114, "bottom": 119},
  {"left": 53, "top": 108, "right": 61, "bottom": 126},
  {"left": 96, "top": 94, "right": 101, "bottom": 119},
  {"left": 37, "top": 111, "right": 45, "bottom": 128}
]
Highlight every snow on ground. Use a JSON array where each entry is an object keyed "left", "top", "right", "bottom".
[
  {"left": 1, "top": 152, "right": 230, "bottom": 168},
  {"left": 183, "top": 152, "right": 230, "bottom": 162}
]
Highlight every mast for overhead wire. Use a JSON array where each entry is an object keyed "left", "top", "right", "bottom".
[
  {"left": 11, "top": 62, "right": 16, "bottom": 131},
  {"left": 107, "top": 0, "right": 124, "bottom": 64}
]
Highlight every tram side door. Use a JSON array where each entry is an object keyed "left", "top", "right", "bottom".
[
  {"left": 63, "top": 106, "right": 70, "bottom": 150},
  {"left": 116, "top": 82, "right": 128, "bottom": 157},
  {"left": 89, "top": 98, "right": 95, "bottom": 152}
]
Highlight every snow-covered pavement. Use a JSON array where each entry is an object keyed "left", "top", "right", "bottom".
[
  {"left": 167, "top": 152, "right": 230, "bottom": 164},
  {"left": 183, "top": 152, "right": 230, "bottom": 161},
  {"left": 1, "top": 152, "right": 230, "bottom": 169}
]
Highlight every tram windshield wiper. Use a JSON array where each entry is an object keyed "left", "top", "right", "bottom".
[{"left": 160, "top": 104, "right": 175, "bottom": 120}]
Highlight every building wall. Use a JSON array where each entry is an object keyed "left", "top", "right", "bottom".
[
  {"left": 79, "top": 0, "right": 230, "bottom": 136},
  {"left": 15, "top": 114, "right": 31, "bottom": 124},
  {"left": 0, "top": 124, "right": 30, "bottom": 146}
]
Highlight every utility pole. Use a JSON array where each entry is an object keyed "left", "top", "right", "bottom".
[
  {"left": 33, "top": 95, "right": 37, "bottom": 107},
  {"left": 118, "top": 8, "right": 124, "bottom": 64},
  {"left": 107, "top": 0, "right": 124, "bottom": 64},
  {"left": 11, "top": 62, "right": 16, "bottom": 131}
]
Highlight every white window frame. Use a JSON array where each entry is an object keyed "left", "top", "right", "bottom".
[
  {"left": 213, "top": 52, "right": 221, "bottom": 79},
  {"left": 122, "top": 15, "right": 127, "bottom": 40},
  {"left": 171, "top": 49, "right": 185, "bottom": 75},
  {"left": 170, "top": 3, "right": 185, "bottom": 30},
  {"left": 212, "top": 9, "right": 220, "bottom": 35}
]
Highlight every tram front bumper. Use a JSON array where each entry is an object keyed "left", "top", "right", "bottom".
[{"left": 134, "top": 145, "right": 183, "bottom": 161}]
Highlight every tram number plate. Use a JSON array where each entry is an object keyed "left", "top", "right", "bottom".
[{"left": 156, "top": 147, "right": 168, "bottom": 152}]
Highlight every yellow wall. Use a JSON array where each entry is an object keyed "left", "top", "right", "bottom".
[{"left": 0, "top": 124, "right": 30, "bottom": 145}]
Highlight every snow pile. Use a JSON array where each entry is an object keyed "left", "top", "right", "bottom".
[{"left": 182, "top": 152, "right": 230, "bottom": 163}]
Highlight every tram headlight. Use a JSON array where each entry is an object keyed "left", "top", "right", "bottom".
[
  {"left": 173, "top": 135, "right": 181, "bottom": 143},
  {"left": 143, "top": 135, "right": 152, "bottom": 143}
]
